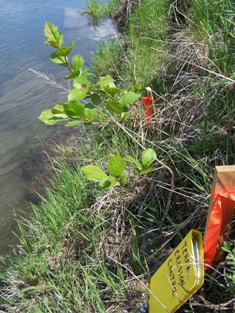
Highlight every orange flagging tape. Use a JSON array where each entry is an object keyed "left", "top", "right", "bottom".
[
  {"left": 141, "top": 96, "right": 153, "bottom": 122},
  {"left": 204, "top": 188, "right": 235, "bottom": 270}
]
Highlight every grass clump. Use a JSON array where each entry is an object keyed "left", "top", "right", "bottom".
[
  {"left": 90, "top": 37, "right": 123, "bottom": 79},
  {"left": 86, "top": 0, "right": 121, "bottom": 23},
  {"left": 90, "top": 0, "right": 169, "bottom": 91},
  {"left": 0, "top": 127, "right": 152, "bottom": 312}
]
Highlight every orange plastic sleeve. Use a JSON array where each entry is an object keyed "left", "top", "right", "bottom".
[{"left": 204, "top": 189, "right": 235, "bottom": 270}]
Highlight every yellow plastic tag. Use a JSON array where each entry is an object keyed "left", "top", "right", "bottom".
[{"left": 149, "top": 229, "right": 204, "bottom": 313}]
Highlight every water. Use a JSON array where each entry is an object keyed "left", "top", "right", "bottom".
[{"left": 0, "top": 0, "right": 115, "bottom": 253}]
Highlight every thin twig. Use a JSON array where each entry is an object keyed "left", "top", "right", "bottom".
[
  {"left": 151, "top": 47, "right": 235, "bottom": 83},
  {"left": 193, "top": 294, "right": 234, "bottom": 310},
  {"left": 29, "top": 68, "right": 70, "bottom": 92},
  {"left": 43, "top": 150, "right": 60, "bottom": 177}
]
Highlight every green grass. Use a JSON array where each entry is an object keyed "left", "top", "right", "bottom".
[
  {"left": 86, "top": 0, "right": 121, "bottom": 25},
  {"left": 0, "top": 126, "right": 152, "bottom": 312},
  {"left": 90, "top": 37, "right": 124, "bottom": 80},
  {"left": 90, "top": 0, "right": 169, "bottom": 90},
  {"left": 88, "top": 0, "right": 235, "bottom": 310}
]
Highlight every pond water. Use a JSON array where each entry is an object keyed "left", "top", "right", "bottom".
[{"left": 0, "top": 0, "right": 115, "bottom": 253}]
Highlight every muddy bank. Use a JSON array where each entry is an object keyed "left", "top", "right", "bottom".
[
  {"left": 21, "top": 125, "right": 86, "bottom": 204},
  {"left": 113, "top": 0, "right": 139, "bottom": 31}
]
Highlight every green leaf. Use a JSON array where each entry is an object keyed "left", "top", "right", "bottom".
[
  {"left": 108, "top": 156, "right": 126, "bottom": 178},
  {"left": 84, "top": 105, "right": 96, "bottom": 122},
  {"left": 86, "top": 103, "right": 95, "bottom": 109},
  {"left": 71, "top": 54, "right": 84, "bottom": 72},
  {"left": 97, "top": 112, "right": 106, "bottom": 122},
  {"left": 81, "top": 165, "right": 108, "bottom": 181},
  {"left": 55, "top": 44, "right": 75, "bottom": 56},
  {"left": 106, "top": 176, "right": 117, "bottom": 189},
  {"left": 65, "top": 120, "right": 83, "bottom": 127},
  {"left": 103, "top": 84, "right": 119, "bottom": 98},
  {"left": 99, "top": 176, "right": 117, "bottom": 189},
  {"left": 73, "top": 76, "right": 91, "bottom": 92},
  {"left": 122, "top": 105, "right": 129, "bottom": 113},
  {"left": 38, "top": 109, "right": 54, "bottom": 124},
  {"left": 50, "top": 52, "right": 67, "bottom": 66},
  {"left": 51, "top": 103, "right": 66, "bottom": 114},
  {"left": 120, "top": 92, "right": 141, "bottom": 106},
  {"left": 98, "top": 76, "right": 118, "bottom": 98},
  {"left": 106, "top": 101, "right": 124, "bottom": 115},
  {"left": 64, "top": 101, "right": 84, "bottom": 118},
  {"left": 68, "top": 88, "right": 87, "bottom": 101},
  {"left": 38, "top": 109, "right": 68, "bottom": 125},
  {"left": 141, "top": 149, "right": 156, "bottom": 167},
  {"left": 91, "top": 93, "right": 102, "bottom": 105},
  {"left": 98, "top": 179, "right": 111, "bottom": 189},
  {"left": 141, "top": 167, "right": 153, "bottom": 174},
  {"left": 98, "top": 75, "right": 114, "bottom": 88},
  {"left": 126, "top": 155, "right": 143, "bottom": 171},
  {"left": 119, "top": 175, "right": 128, "bottom": 186},
  {"left": 64, "top": 71, "right": 79, "bottom": 80},
  {"left": 44, "top": 22, "right": 63, "bottom": 48}
]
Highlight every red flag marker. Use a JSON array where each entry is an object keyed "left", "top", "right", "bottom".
[
  {"left": 141, "top": 96, "right": 153, "bottom": 122},
  {"left": 141, "top": 87, "right": 155, "bottom": 124}
]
